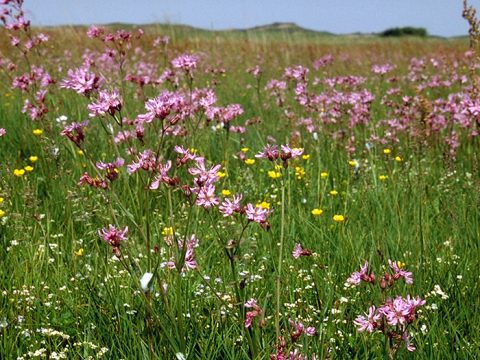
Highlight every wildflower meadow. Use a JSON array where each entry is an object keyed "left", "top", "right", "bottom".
[{"left": 0, "top": 0, "right": 479, "bottom": 359}]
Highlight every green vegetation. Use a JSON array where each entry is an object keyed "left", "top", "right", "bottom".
[{"left": 0, "top": 9, "right": 479, "bottom": 360}]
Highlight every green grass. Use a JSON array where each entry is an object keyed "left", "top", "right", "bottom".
[{"left": 0, "top": 24, "right": 479, "bottom": 360}]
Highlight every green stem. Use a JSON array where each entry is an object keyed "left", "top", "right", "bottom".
[{"left": 275, "top": 178, "right": 286, "bottom": 339}]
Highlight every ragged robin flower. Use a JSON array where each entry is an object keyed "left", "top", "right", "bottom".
[{"left": 98, "top": 225, "right": 128, "bottom": 256}]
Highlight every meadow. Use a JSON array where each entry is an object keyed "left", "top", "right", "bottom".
[{"left": 0, "top": 1, "right": 479, "bottom": 359}]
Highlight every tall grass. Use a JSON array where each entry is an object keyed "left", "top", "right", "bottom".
[{"left": 0, "top": 7, "right": 479, "bottom": 360}]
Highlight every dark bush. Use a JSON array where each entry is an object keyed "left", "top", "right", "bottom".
[{"left": 380, "top": 27, "right": 428, "bottom": 37}]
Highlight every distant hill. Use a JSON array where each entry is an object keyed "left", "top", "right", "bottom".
[{"left": 241, "top": 22, "right": 335, "bottom": 36}]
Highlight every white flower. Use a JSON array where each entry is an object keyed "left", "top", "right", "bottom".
[{"left": 140, "top": 272, "right": 154, "bottom": 292}]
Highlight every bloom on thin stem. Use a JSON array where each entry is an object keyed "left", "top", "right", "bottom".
[
  {"left": 96, "top": 157, "right": 124, "bottom": 182},
  {"left": 98, "top": 225, "right": 128, "bottom": 256},
  {"left": 88, "top": 89, "right": 122, "bottom": 118},
  {"left": 346, "top": 260, "right": 375, "bottom": 286},
  {"left": 244, "top": 298, "right": 263, "bottom": 328},
  {"left": 219, "top": 194, "right": 242, "bottom": 217},
  {"left": 60, "top": 121, "right": 88, "bottom": 146},
  {"left": 388, "top": 259, "right": 413, "bottom": 284},
  {"left": 245, "top": 203, "right": 269, "bottom": 226},
  {"left": 292, "top": 243, "right": 312, "bottom": 259},
  {"left": 353, "top": 306, "right": 381, "bottom": 333}
]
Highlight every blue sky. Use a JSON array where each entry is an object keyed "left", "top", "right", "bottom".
[{"left": 23, "top": 0, "right": 480, "bottom": 37}]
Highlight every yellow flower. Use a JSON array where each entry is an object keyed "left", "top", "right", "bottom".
[
  {"left": 320, "top": 172, "right": 328, "bottom": 179},
  {"left": 396, "top": 260, "right": 406, "bottom": 269},
  {"left": 329, "top": 190, "right": 338, "bottom": 196},
  {"left": 241, "top": 147, "right": 249, "bottom": 153},
  {"left": 267, "top": 170, "right": 281, "bottom": 179},
  {"left": 190, "top": 148, "right": 198, "bottom": 154},
  {"left": 395, "top": 156, "right": 402, "bottom": 162},
  {"left": 29, "top": 156, "right": 38, "bottom": 163},
  {"left": 333, "top": 214, "right": 345, "bottom": 223},
  {"left": 311, "top": 208, "right": 323, "bottom": 216},
  {"left": 217, "top": 171, "right": 227, "bottom": 179},
  {"left": 77, "top": 149, "right": 85, "bottom": 156},
  {"left": 295, "top": 166, "right": 306, "bottom": 180},
  {"left": 244, "top": 159, "right": 255, "bottom": 165},
  {"left": 0, "top": 197, "right": 4, "bottom": 204},
  {"left": 24, "top": 166, "right": 34, "bottom": 172},
  {"left": 13, "top": 169, "right": 25, "bottom": 177},
  {"left": 162, "top": 227, "right": 174, "bottom": 236},
  {"left": 383, "top": 148, "right": 391, "bottom": 155},
  {"left": 74, "top": 248, "right": 84, "bottom": 257},
  {"left": 378, "top": 175, "right": 388, "bottom": 181},
  {"left": 222, "top": 189, "right": 231, "bottom": 196},
  {"left": 274, "top": 164, "right": 282, "bottom": 171},
  {"left": 0, "top": 209, "right": 5, "bottom": 218},
  {"left": 302, "top": 154, "right": 310, "bottom": 160},
  {"left": 348, "top": 160, "right": 358, "bottom": 167},
  {"left": 256, "top": 201, "right": 270, "bottom": 209},
  {"left": 32, "top": 129, "right": 43, "bottom": 136}
]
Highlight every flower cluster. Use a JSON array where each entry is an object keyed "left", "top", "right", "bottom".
[{"left": 347, "top": 260, "right": 425, "bottom": 353}]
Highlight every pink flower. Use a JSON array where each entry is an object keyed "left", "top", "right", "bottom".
[
  {"left": 96, "top": 157, "right": 124, "bottom": 181},
  {"left": 353, "top": 306, "right": 381, "bottom": 333},
  {"left": 280, "top": 144, "right": 304, "bottom": 160},
  {"left": 166, "top": 235, "right": 198, "bottom": 272},
  {"left": 0, "top": 128, "right": 5, "bottom": 137},
  {"left": 346, "top": 260, "right": 374, "bottom": 286},
  {"left": 288, "top": 319, "right": 316, "bottom": 342},
  {"left": 78, "top": 172, "right": 107, "bottom": 189},
  {"left": 188, "top": 158, "right": 221, "bottom": 186},
  {"left": 60, "top": 67, "right": 103, "bottom": 96},
  {"left": 244, "top": 298, "right": 262, "bottom": 328},
  {"left": 60, "top": 121, "right": 88, "bottom": 146},
  {"left": 292, "top": 243, "right": 312, "bottom": 259},
  {"left": 245, "top": 203, "right": 268, "bottom": 224},
  {"left": 195, "top": 184, "right": 219, "bottom": 209},
  {"left": 149, "top": 160, "right": 174, "bottom": 189},
  {"left": 388, "top": 259, "right": 413, "bottom": 284},
  {"left": 174, "top": 145, "right": 202, "bottom": 166},
  {"left": 219, "top": 194, "right": 242, "bottom": 217},
  {"left": 98, "top": 225, "right": 128, "bottom": 255},
  {"left": 127, "top": 150, "right": 157, "bottom": 174},
  {"left": 402, "top": 331, "right": 416, "bottom": 352},
  {"left": 171, "top": 53, "right": 199, "bottom": 72},
  {"left": 378, "top": 295, "right": 425, "bottom": 327},
  {"left": 255, "top": 144, "right": 279, "bottom": 161},
  {"left": 136, "top": 91, "right": 188, "bottom": 123},
  {"left": 88, "top": 89, "right": 122, "bottom": 118}
]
